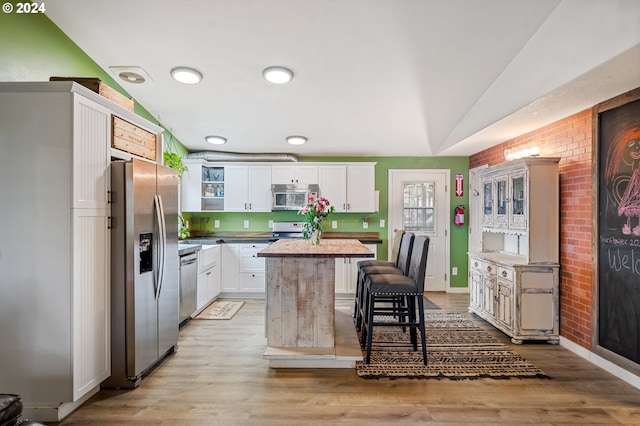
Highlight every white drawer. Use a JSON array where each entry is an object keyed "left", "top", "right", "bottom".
[
  {"left": 497, "top": 266, "right": 514, "bottom": 282},
  {"left": 483, "top": 261, "right": 497, "bottom": 276}
]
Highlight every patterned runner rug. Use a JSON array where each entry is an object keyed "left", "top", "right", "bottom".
[
  {"left": 194, "top": 300, "right": 245, "bottom": 320},
  {"left": 356, "top": 313, "right": 548, "bottom": 380}
]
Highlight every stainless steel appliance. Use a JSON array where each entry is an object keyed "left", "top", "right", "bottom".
[
  {"left": 103, "top": 159, "right": 180, "bottom": 389},
  {"left": 271, "top": 184, "right": 319, "bottom": 210},
  {"left": 179, "top": 251, "right": 198, "bottom": 325},
  {"left": 271, "top": 221, "right": 306, "bottom": 238}
]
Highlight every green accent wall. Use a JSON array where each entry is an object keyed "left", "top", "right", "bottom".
[
  {"left": 183, "top": 156, "right": 470, "bottom": 288},
  {"left": 0, "top": 3, "right": 187, "bottom": 156}
]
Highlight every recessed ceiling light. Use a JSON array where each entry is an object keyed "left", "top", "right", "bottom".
[
  {"left": 171, "top": 67, "right": 203, "bottom": 84},
  {"left": 286, "top": 135, "right": 307, "bottom": 145},
  {"left": 262, "top": 66, "right": 294, "bottom": 84},
  {"left": 205, "top": 135, "right": 227, "bottom": 145}
]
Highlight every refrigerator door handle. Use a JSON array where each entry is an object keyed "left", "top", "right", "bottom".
[{"left": 154, "top": 194, "right": 166, "bottom": 300}]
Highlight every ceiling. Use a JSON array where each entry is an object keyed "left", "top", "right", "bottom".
[{"left": 45, "top": 0, "right": 640, "bottom": 157}]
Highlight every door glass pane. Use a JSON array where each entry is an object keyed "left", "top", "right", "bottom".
[
  {"left": 402, "top": 182, "right": 435, "bottom": 232},
  {"left": 512, "top": 176, "right": 524, "bottom": 215},
  {"left": 497, "top": 180, "right": 507, "bottom": 215},
  {"left": 483, "top": 182, "right": 493, "bottom": 215}
]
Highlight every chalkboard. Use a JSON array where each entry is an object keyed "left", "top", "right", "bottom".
[{"left": 597, "top": 94, "right": 640, "bottom": 364}]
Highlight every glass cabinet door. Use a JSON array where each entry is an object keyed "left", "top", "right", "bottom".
[
  {"left": 509, "top": 172, "right": 526, "bottom": 229},
  {"left": 481, "top": 180, "right": 494, "bottom": 226},
  {"left": 201, "top": 166, "right": 224, "bottom": 211},
  {"left": 494, "top": 176, "right": 508, "bottom": 228}
]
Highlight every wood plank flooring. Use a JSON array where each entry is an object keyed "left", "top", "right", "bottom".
[{"left": 53, "top": 293, "right": 640, "bottom": 425}]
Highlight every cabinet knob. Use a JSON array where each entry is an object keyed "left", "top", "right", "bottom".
[{"left": 502, "top": 271, "right": 507, "bottom": 277}]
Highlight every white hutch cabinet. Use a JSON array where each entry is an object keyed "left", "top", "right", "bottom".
[
  {"left": 0, "top": 82, "right": 163, "bottom": 421},
  {"left": 469, "top": 157, "right": 560, "bottom": 344}
]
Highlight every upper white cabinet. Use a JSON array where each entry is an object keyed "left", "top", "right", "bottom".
[
  {"left": 224, "top": 165, "right": 272, "bottom": 212},
  {"left": 181, "top": 162, "right": 271, "bottom": 212},
  {"left": 271, "top": 164, "right": 318, "bottom": 184},
  {"left": 479, "top": 157, "right": 560, "bottom": 264},
  {"left": 318, "top": 163, "right": 376, "bottom": 212}
]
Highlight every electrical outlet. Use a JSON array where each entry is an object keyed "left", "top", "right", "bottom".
[
  {"left": 380, "top": 219, "right": 385, "bottom": 228},
  {"left": 452, "top": 267, "right": 458, "bottom": 276},
  {"left": 363, "top": 222, "right": 369, "bottom": 229},
  {"left": 332, "top": 220, "right": 337, "bottom": 229},
  {"left": 214, "top": 220, "right": 220, "bottom": 228},
  {"left": 244, "top": 220, "right": 249, "bottom": 229},
  {"left": 268, "top": 220, "right": 273, "bottom": 229}
]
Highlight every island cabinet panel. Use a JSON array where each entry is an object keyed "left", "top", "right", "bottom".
[
  {"left": 469, "top": 157, "right": 560, "bottom": 344},
  {"left": 265, "top": 257, "right": 336, "bottom": 348}
]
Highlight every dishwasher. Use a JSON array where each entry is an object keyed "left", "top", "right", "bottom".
[{"left": 179, "top": 252, "right": 198, "bottom": 325}]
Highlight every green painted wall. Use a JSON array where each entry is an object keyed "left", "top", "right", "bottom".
[
  {"left": 0, "top": 3, "right": 187, "bottom": 156},
  {"left": 183, "top": 156, "right": 470, "bottom": 288}
]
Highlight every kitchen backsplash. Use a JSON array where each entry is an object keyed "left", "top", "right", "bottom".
[{"left": 181, "top": 211, "right": 384, "bottom": 234}]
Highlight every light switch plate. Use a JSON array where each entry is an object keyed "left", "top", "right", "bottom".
[
  {"left": 244, "top": 220, "right": 249, "bottom": 229},
  {"left": 452, "top": 267, "right": 458, "bottom": 276},
  {"left": 332, "top": 220, "right": 337, "bottom": 229},
  {"left": 214, "top": 220, "right": 220, "bottom": 228},
  {"left": 380, "top": 219, "right": 385, "bottom": 228}
]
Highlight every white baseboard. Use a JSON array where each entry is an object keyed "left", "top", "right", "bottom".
[
  {"left": 446, "top": 286, "right": 469, "bottom": 294},
  {"left": 560, "top": 336, "right": 640, "bottom": 390}
]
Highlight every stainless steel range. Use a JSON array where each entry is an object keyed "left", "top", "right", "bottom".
[{"left": 272, "top": 221, "right": 305, "bottom": 239}]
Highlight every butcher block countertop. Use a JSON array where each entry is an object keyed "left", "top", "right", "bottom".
[{"left": 257, "top": 238, "right": 374, "bottom": 258}]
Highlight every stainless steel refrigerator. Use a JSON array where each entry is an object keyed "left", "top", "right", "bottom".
[{"left": 103, "top": 158, "right": 180, "bottom": 388}]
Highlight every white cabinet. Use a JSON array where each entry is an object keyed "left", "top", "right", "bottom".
[
  {"left": 318, "top": 163, "right": 376, "bottom": 212},
  {"left": 469, "top": 157, "right": 560, "bottom": 344},
  {"left": 335, "top": 244, "right": 377, "bottom": 296},
  {"left": 271, "top": 164, "right": 318, "bottom": 184},
  {"left": 181, "top": 160, "right": 204, "bottom": 212},
  {"left": 182, "top": 163, "right": 271, "bottom": 212},
  {"left": 0, "top": 82, "right": 120, "bottom": 421},
  {"left": 469, "top": 255, "right": 559, "bottom": 344},
  {"left": 224, "top": 165, "right": 272, "bottom": 212},
  {"left": 221, "top": 243, "right": 267, "bottom": 296},
  {"left": 196, "top": 245, "right": 221, "bottom": 312}
]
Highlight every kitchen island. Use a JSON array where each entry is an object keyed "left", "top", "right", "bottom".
[{"left": 257, "top": 238, "right": 374, "bottom": 368}]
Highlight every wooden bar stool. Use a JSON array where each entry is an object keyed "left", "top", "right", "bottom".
[{"left": 361, "top": 235, "right": 430, "bottom": 364}]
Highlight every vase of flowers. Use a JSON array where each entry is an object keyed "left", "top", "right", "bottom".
[{"left": 298, "top": 196, "right": 335, "bottom": 245}]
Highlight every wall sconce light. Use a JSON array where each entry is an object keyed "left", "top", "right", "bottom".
[{"left": 504, "top": 146, "right": 540, "bottom": 161}]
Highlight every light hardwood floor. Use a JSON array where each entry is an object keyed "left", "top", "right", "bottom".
[{"left": 53, "top": 293, "right": 640, "bottom": 425}]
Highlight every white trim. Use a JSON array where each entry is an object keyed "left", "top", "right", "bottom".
[
  {"left": 560, "top": 337, "right": 640, "bottom": 390},
  {"left": 446, "top": 286, "right": 469, "bottom": 294}
]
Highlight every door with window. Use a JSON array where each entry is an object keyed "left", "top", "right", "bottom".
[{"left": 388, "top": 169, "right": 449, "bottom": 292}]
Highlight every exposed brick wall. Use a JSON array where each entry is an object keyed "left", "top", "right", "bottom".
[{"left": 470, "top": 109, "right": 594, "bottom": 349}]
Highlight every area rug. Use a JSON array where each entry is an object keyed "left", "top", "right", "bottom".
[
  {"left": 194, "top": 300, "right": 245, "bottom": 320},
  {"left": 356, "top": 313, "right": 548, "bottom": 380}
]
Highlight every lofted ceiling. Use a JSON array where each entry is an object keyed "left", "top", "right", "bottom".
[{"left": 44, "top": 0, "right": 640, "bottom": 157}]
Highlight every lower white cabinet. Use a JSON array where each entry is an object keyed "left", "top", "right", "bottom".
[
  {"left": 196, "top": 245, "right": 221, "bottom": 312},
  {"left": 469, "top": 254, "right": 559, "bottom": 344},
  {"left": 221, "top": 243, "right": 267, "bottom": 297},
  {"left": 335, "top": 244, "right": 377, "bottom": 297}
]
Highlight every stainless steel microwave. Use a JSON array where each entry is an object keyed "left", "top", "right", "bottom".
[{"left": 271, "top": 184, "right": 319, "bottom": 211}]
